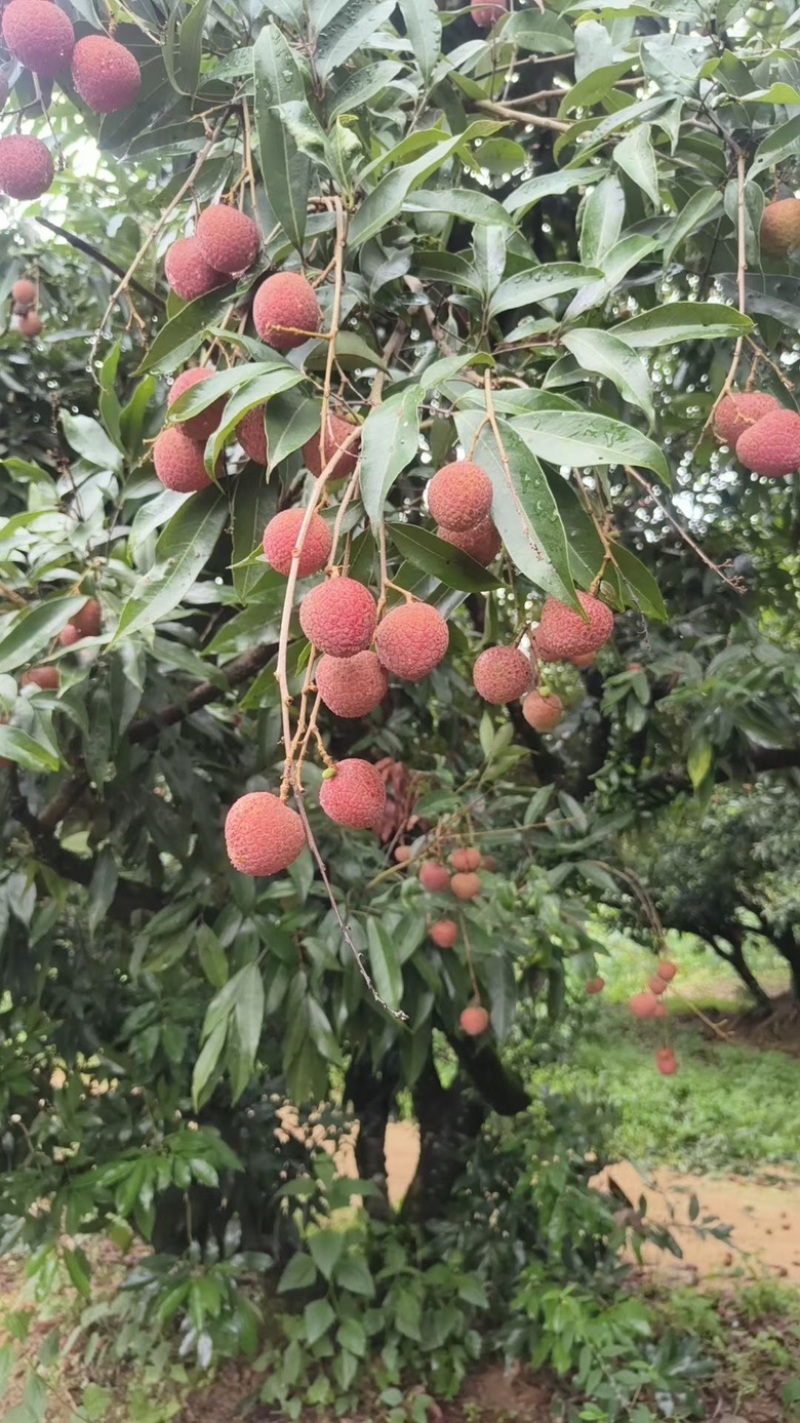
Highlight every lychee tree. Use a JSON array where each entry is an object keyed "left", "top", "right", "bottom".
[{"left": 1, "top": 0, "right": 800, "bottom": 1370}]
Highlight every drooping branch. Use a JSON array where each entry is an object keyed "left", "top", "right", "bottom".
[{"left": 35, "top": 218, "right": 165, "bottom": 307}]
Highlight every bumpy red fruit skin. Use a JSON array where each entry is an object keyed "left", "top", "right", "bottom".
[
  {"left": 538, "top": 590, "right": 614, "bottom": 660},
  {"left": 437, "top": 518, "right": 501, "bottom": 566},
  {"left": 315, "top": 650, "right": 387, "bottom": 718},
  {"left": 302, "top": 414, "right": 360, "bottom": 480},
  {"left": 571, "top": 651, "right": 595, "bottom": 669},
  {"left": 649, "top": 975, "right": 668, "bottom": 996},
  {"left": 629, "top": 991, "right": 658, "bottom": 1019},
  {"left": 735, "top": 408, "right": 800, "bottom": 479},
  {"left": 263, "top": 508, "right": 332, "bottom": 578},
  {"left": 196, "top": 205, "right": 259, "bottom": 277},
  {"left": 299, "top": 578, "right": 377, "bottom": 657},
  {"left": 522, "top": 690, "right": 563, "bottom": 732},
  {"left": 471, "top": 0, "right": 506, "bottom": 26},
  {"left": 21, "top": 665, "right": 59, "bottom": 690},
  {"left": 165, "top": 237, "right": 225, "bottom": 302},
  {"left": 656, "top": 1046, "right": 678, "bottom": 1076},
  {"left": 152, "top": 426, "right": 212, "bottom": 493},
  {"left": 11, "top": 277, "right": 35, "bottom": 307},
  {"left": 652, "top": 1000, "right": 667, "bottom": 1020},
  {"left": 451, "top": 847, "right": 481, "bottom": 872},
  {"left": 420, "top": 861, "right": 450, "bottom": 893},
  {"left": 451, "top": 871, "right": 481, "bottom": 900},
  {"left": 71, "top": 598, "right": 101, "bottom": 637},
  {"left": 168, "top": 368, "right": 225, "bottom": 442},
  {"left": 460, "top": 1005, "right": 490, "bottom": 1035},
  {"left": 18, "top": 311, "right": 42, "bottom": 337},
  {"left": 58, "top": 624, "right": 80, "bottom": 647},
  {"left": 430, "top": 919, "right": 457, "bottom": 948},
  {"left": 319, "top": 758, "right": 386, "bottom": 831},
  {"left": 473, "top": 645, "right": 531, "bottom": 704},
  {"left": 428, "top": 460, "right": 492, "bottom": 532},
  {"left": 238, "top": 407, "right": 267, "bottom": 464},
  {"left": 713, "top": 392, "right": 778, "bottom": 447},
  {"left": 0, "top": 135, "right": 54, "bottom": 198},
  {"left": 71, "top": 35, "right": 140, "bottom": 112},
  {"left": 585, "top": 977, "right": 605, "bottom": 995},
  {"left": 760, "top": 198, "right": 800, "bottom": 258},
  {"left": 2, "top": 0, "right": 74, "bottom": 76},
  {"left": 224, "top": 791, "right": 306, "bottom": 876},
  {"left": 657, "top": 959, "right": 678, "bottom": 982},
  {"left": 375, "top": 602, "right": 449, "bottom": 682},
  {"left": 253, "top": 272, "right": 321, "bottom": 351}
]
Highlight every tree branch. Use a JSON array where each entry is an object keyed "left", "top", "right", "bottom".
[{"left": 35, "top": 218, "right": 165, "bottom": 308}]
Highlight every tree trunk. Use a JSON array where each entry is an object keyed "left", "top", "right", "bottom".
[
  {"left": 345, "top": 1052, "right": 397, "bottom": 1216},
  {"left": 711, "top": 931, "right": 772, "bottom": 1016},
  {"left": 401, "top": 1059, "right": 486, "bottom": 1223}
]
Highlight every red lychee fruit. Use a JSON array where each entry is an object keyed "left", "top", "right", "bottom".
[
  {"left": 652, "top": 1000, "right": 667, "bottom": 1020},
  {"left": 71, "top": 34, "right": 141, "bottom": 113},
  {"left": 11, "top": 277, "right": 35, "bottom": 308},
  {"left": 572, "top": 652, "right": 596, "bottom": 669},
  {"left": 299, "top": 578, "right": 377, "bottom": 657},
  {"left": 167, "top": 368, "right": 225, "bottom": 442},
  {"left": 18, "top": 311, "right": 42, "bottom": 337},
  {"left": 152, "top": 426, "right": 213, "bottom": 494},
  {"left": 629, "top": 991, "right": 658, "bottom": 1019},
  {"left": 315, "top": 650, "right": 387, "bottom": 718},
  {"left": 451, "top": 871, "right": 481, "bottom": 900},
  {"left": 538, "top": 590, "right": 614, "bottom": 660},
  {"left": 253, "top": 271, "right": 321, "bottom": 351},
  {"left": 0, "top": 135, "right": 54, "bottom": 199},
  {"left": 471, "top": 0, "right": 507, "bottom": 26},
  {"left": 375, "top": 602, "right": 449, "bottom": 682},
  {"left": 224, "top": 791, "right": 306, "bottom": 876},
  {"left": 21, "top": 665, "right": 60, "bottom": 690},
  {"left": 420, "top": 861, "right": 450, "bottom": 893},
  {"left": 648, "top": 975, "right": 668, "bottom": 996},
  {"left": 522, "top": 690, "right": 564, "bottom": 732},
  {"left": 302, "top": 414, "right": 361, "bottom": 481},
  {"left": 473, "top": 645, "right": 531, "bottom": 704},
  {"left": 428, "top": 460, "right": 492, "bottom": 532},
  {"left": 655, "top": 1046, "right": 678, "bottom": 1076},
  {"left": 59, "top": 624, "right": 80, "bottom": 647},
  {"left": 460, "top": 1005, "right": 490, "bottom": 1035},
  {"left": 736, "top": 407, "right": 800, "bottom": 479},
  {"left": 437, "top": 518, "right": 501, "bottom": 566},
  {"left": 760, "top": 198, "right": 800, "bottom": 258},
  {"left": 585, "top": 977, "right": 605, "bottom": 995},
  {"left": 656, "top": 959, "right": 678, "bottom": 982},
  {"left": 71, "top": 599, "right": 101, "bottom": 638},
  {"left": 394, "top": 845, "right": 412, "bottom": 863},
  {"left": 165, "top": 236, "right": 226, "bottom": 302},
  {"left": 712, "top": 392, "right": 779, "bottom": 447},
  {"left": 451, "top": 848, "right": 481, "bottom": 872},
  {"left": 262, "top": 508, "right": 332, "bottom": 579},
  {"left": 430, "top": 919, "right": 458, "bottom": 948},
  {"left": 237, "top": 407, "right": 267, "bottom": 464},
  {"left": 196, "top": 205, "right": 259, "bottom": 277},
  {"left": 2, "top": 0, "right": 74, "bottom": 76},
  {"left": 481, "top": 854, "right": 497, "bottom": 870},
  {"left": 319, "top": 758, "right": 386, "bottom": 831}
]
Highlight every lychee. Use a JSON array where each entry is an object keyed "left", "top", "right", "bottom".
[
  {"left": 71, "top": 34, "right": 141, "bottom": 113},
  {"left": 522, "top": 690, "right": 564, "bottom": 732},
  {"left": 18, "top": 311, "right": 42, "bottom": 337},
  {"left": 736, "top": 407, "right": 800, "bottom": 479},
  {"left": 585, "top": 977, "right": 605, "bottom": 995},
  {"left": 471, "top": 0, "right": 507, "bottom": 26},
  {"left": 152, "top": 426, "right": 212, "bottom": 494},
  {"left": 420, "top": 861, "right": 450, "bottom": 893},
  {"left": 656, "top": 960, "right": 678, "bottom": 982},
  {"left": 428, "top": 460, "right": 492, "bottom": 532},
  {"left": 460, "top": 1005, "right": 490, "bottom": 1035},
  {"left": 394, "top": 845, "right": 412, "bottom": 863},
  {"left": 652, "top": 1000, "right": 667, "bottom": 1020},
  {"left": 302, "top": 414, "right": 361, "bottom": 480},
  {"left": 0, "top": 134, "right": 54, "bottom": 199},
  {"left": 262, "top": 508, "right": 332, "bottom": 578},
  {"left": 451, "top": 871, "right": 481, "bottom": 900},
  {"left": 315, "top": 650, "right": 387, "bottom": 718},
  {"left": 238, "top": 407, "right": 267, "bottom": 464},
  {"left": 21, "top": 665, "right": 59, "bottom": 690},
  {"left": 451, "top": 848, "right": 481, "bottom": 872},
  {"left": 224, "top": 790, "right": 306, "bottom": 876},
  {"left": 629, "top": 991, "right": 658, "bottom": 1019},
  {"left": 196, "top": 205, "right": 259, "bottom": 277},
  {"left": 167, "top": 368, "right": 225, "bottom": 442},
  {"left": 299, "top": 578, "right": 377, "bottom": 657},
  {"left": 760, "top": 197, "right": 800, "bottom": 258},
  {"left": 655, "top": 1046, "right": 678, "bottom": 1076},
  {"left": 712, "top": 392, "right": 779, "bottom": 447},
  {"left": 473, "top": 645, "right": 531, "bottom": 704},
  {"left": 58, "top": 624, "right": 80, "bottom": 647},
  {"left": 319, "top": 758, "right": 386, "bottom": 831},
  {"left": 437, "top": 518, "right": 501, "bottom": 566},
  {"left": 2, "top": 0, "right": 74, "bottom": 76},
  {"left": 253, "top": 271, "right": 321, "bottom": 351},
  {"left": 165, "top": 237, "right": 226, "bottom": 302},
  {"left": 70, "top": 599, "right": 101, "bottom": 638},
  {"left": 480, "top": 854, "right": 497, "bottom": 871},
  {"left": 571, "top": 651, "right": 596, "bottom": 669},
  {"left": 375, "top": 602, "right": 449, "bottom": 681},
  {"left": 430, "top": 919, "right": 457, "bottom": 948},
  {"left": 11, "top": 277, "right": 35, "bottom": 308},
  {"left": 648, "top": 975, "right": 668, "bottom": 996},
  {"left": 537, "top": 590, "right": 614, "bottom": 660}
]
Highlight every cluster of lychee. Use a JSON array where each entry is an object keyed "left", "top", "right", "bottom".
[
  {"left": 630, "top": 959, "right": 679, "bottom": 1075},
  {"left": 713, "top": 392, "right": 800, "bottom": 480},
  {"left": 10, "top": 275, "right": 42, "bottom": 338},
  {"left": 19, "top": 597, "right": 101, "bottom": 690},
  {"left": 428, "top": 458, "right": 501, "bottom": 568},
  {"left": 409, "top": 846, "right": 493, "bottom": 1038},
  {"left": 0, "top": 1, "right": 141, "bottom": 200}
]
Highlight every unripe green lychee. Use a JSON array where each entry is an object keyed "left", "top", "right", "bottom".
[
  {"left": 165, "top": 237, "right": 226, "bottom": 302},
  {"left": 656, "top": 1046, "right": 678, "bottom": 1076},
  {"left": 471, "top": 0, "right": 507, "bottom": 25},
  {"left": 302, "top": 414, "right": 360, "bottom": 480},
  {"left": 18, "top": 310, "right": 42, "bottom": 337},
  {"left": 712, "top": 392, "right": 779, "bottom": 447},
  {"left": 420, "top": 861, "right": 450, "bottom": 893},
  {"left": 315, "top": 650, "right": 387, "bottom": 718},
  {"left": 0, "top": 134, "right": 54, "bottom": 199},
  {"left": 451, "top": 871, "right": 481, "bottom": 900},
  {"left": 152, "top": 426, "right": 212, "bottom": 493},
  {"left": 460, "top": 1004, "right": 490, "bottom": 1035},
  {"left": 319, "top": 758, "right": 386, "bottom": 831},
  {"left": 262, "top": 508, "right": 332, "bottom": 578},
  {"left": 656, "top": 959, "right": 678, "bottom": 982},
  {"left": 472, "top": 645, "right": 531, "bottom": 704},
  {"left": 428, "top": 460, "right": 492, "bottom": 532},
  {"left": 760, "top": 198, "right": 800, "bottom": 258},
  {"left": 196, "top": 204, "right": 259, "bottom": 276},
  {"left": 375, "top": 602, "right": 449, "bottom": 682},
  {"left": 167, "top": 368, "right": 225, "bottom": 442},
  {"left": 537, "top": 590, "right": 614, "bottom": 660},
  {"left": 2, "top": 0, "right": 74, "bottom": 76},
  {"left": 71, "top": 34, "right": 141, "bottom": 113},
  {"left": 430, "top": 919, "right": 458, "bottom": 948},
  {"left": 585, "top": 977, "right": 605, "bottom": 995},
  {"left": 735, "top": 407, "right": 800, "bottom": 479},
  {"left": 224, "top": 791, "right": 306, "bottom": 876},
  {"left": 253, "top": 271, "right": 321, "bottom": 351},
  {"left": 437, "top": 518, "right": 501, "bottom": 566},
  {"left": 522, "top": 690, "right": 563, "bottom": 732},
  {"left": 237, "top": 407, "right": 267, "bottom": 464},
  {"left": 451, "top": 848, "right": 481, "bottom": 872},
  {"left": 21, "top": 665, "right": 59, "bottom": 690},
  {"left": 629, "top": 991, "right": 658, "bottom": 1019},
  {"left": 299, "top": 577, "right": 377, "bottom": 657},
  {"left": 11, "top": 277, "right": 35, "bottom": 308}
]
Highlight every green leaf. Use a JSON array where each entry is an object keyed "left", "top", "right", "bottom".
[
  {"left": 564, "top": 234, "right": 661, "bottom": 322},
  {"left": 688, "top": 741, "right": 713, "bottom": 790},
  {"left": 404, "top": 187, "right": 513, "bottom": 227},
  {"left": 254, "top": 26, "right": 311, "bottom": 250},
  {"left": 266, "top": 394, "right": 321, "bottom": 473},
  {"left": 749, "top": 114, "right": 800, "bottom": 180},
  {"left": 579, "top": 174, "right": 625, "bottom": 266},
  {"left": 386, "top": 523, "right": 502, "bottom": 592},
  {"left": 611, "top": 302, "right": 751, "bottom": 348},
  {"left": 191, "top": 1020, "right": 227, "bottom": 1110},
  {"left": 113, "top": 488, "right": 227, "bottom": 642},
  {"left": 488, "top": 263, "right": 600, "bottom": 319},
  {"left": 613, "top": 125, "right": 660, "bottom": 207},
  {"left": 398, "top": 0, "right": 441, "bottom": 83},
  {"left": 513, "top": 409, "right": 670, "bottom": 484},
  {"left": 167, "top": 0, "right": 210, "bottom": 95},
  {"left": 63, "top": 1246, "right": 91, "bottom": 1298},
  {"left": 328, "top": 61, "right": 404, "bottom": 121},
  {"left": 337, "top": 1318, "right": 367, "bottom": 1357},
  {"left": 60, "top": 413, "right": 122, "bottom": 472},
  {"left": 309, "top": 1229, "right": 344, "bottom": 1281},
  {"left": 231, "top": 962, "right": 264, "bottom": 1096},
  {"left": 503, "top": 9, "right": 574, "bottom": 52},
  {"left": 303, "top": 1298, "right": 335, "bottom": 1347},
  {"left": 366, "top": 918, "right": 404, "bottom": 1011},
  {"left": 612, "top": 543, "right": 667, "bottom": 621},
  {"left": 505, "top": 167, "right": 604, "bottom": 218},
  {"left": 335, "top": 1256, "right": 375, "bottom": 1297},
  {"left": 360, "top": 387, "right": 422, "bottom": 526},
  {"left": 663, "top": 187, "right": 723, "bottom": 266},
  {"left": 99, "top": 342, "right": 123, "bottom": 451},
  {"left": 278, "top": 1252, "right": 318, "bottom": 1293},
  {"left": 0, "top": 726, "right": 61, "bottom": 772},
  {"left": 314, "top": 0, "right": 396, "bottom": 78},
  {"left": 138, "top": 291, "right": 226, "bottom": 375},
  {"left": 561, "top": 329, "right": 655, "bottom": 422},
  {"left": 0, "top": 595, "right": 86, "bottom": 675},
  {"left": 559, "top": 61, "right": 635, "bottom": 116},
  {"left": 231, "top": 467, "right": 275, "bottom": 604}
]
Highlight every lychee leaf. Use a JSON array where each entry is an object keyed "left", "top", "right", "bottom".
[
  {"left": 386, "top": 524, "right": 502, "bottom": 593},
  {"left": 611, "top": 301, "right": 752, "bottom": 348},
  {"left": 612, "top": 544, "right": 668, "bottom": 622},
  {"left": 360, "top": 387, "right": 422, "bottom": 526},
  {"left": 561, "top": 328, "right": 655, "bottom": 423},
  {"left": 0, "top": 596, "right": 86, "bottom": 675},
  {"left": 512, "top": 409, "right": 671, "bottom": 486},
  {"left": 488, "top": 262, "right": 601, "bottom": 320},
  {"left": 366, "top": 919, "right": 403, "bottom": 1011},
  {"left": 112, "top": 488, "right": 228, "bottom": 644}
]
